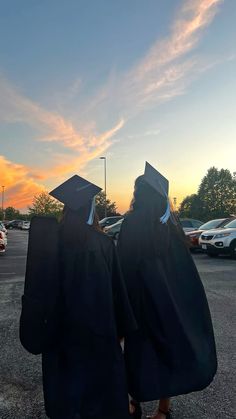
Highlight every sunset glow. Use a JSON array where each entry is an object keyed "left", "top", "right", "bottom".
[{"left": 0, "top": 0, "right": 235, "bottom": 213}]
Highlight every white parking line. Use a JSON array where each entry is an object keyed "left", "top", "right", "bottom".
[{"left": 0, "top": 272, "right": 16, "bottom": 275}]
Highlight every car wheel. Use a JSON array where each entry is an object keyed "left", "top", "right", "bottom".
[
  {"left": 207, "top": 252, "right": 219, "bottom": 258},
  {"left": 230, "top": 240, "right": 236, "bottom": 260}
]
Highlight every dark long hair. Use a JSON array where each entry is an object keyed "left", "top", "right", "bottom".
[
  {"left": 60, "top": 203, "right": 101, "bottom": 247},
  {"left": 129, "top": 176, "right": 171, "bottom": 257},
  {"left": 129, "top": 176, "right": 186, "bottom": 258}
]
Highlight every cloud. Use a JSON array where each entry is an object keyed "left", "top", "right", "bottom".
[
  {"left": 128, "top": 129, "right": 161, "bottom": 139},
  {"left": 0, "top": 0, "right": 223, "bottom": 148},
  {"left": 0, "top": 76, "right": 124, "bottom": 155},
  {"left": 0, "top": 155, "right": 44, "bottom": 209},
  {"left": 75, "top": 1, "right": 223, "bottom": 121},
  {"left": 0, "top": 0, "right": 224, "bottom": 209},
  {"left": 117, "top": 0, "right": 223, "bottom": 115}
]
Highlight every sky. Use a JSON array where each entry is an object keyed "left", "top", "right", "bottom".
[{"left": 0, "top": 0, "right": 236, "bottom": 213}]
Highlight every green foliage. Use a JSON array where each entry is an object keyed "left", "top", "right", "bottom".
[
  {"left": 198, "top": 167, "right": 236, "bottom": 218},
  {"left": 28, "top": 191, "right": 63, "bottom": 218},
  {"left": 4, "top": 206, "right": 21, "bottom": 220},
  {"left": 0, "top": 206, "right": 22, "bottom": 221},
  {"left": 178, "top": 194, "right": 204, "bottom": 219},
  {"left": 28, "top": 191, "right": 119, "bottom": 221},
  {"left": 179, "top": 167, "right": 236, "bottom": 221},
  {"left": 95, "top": 191, "right": 119, "bottom": 219}
]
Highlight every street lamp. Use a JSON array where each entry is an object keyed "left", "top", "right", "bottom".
[
  {"left": 99, "top": 157, "right": 107, "bottom": 218},
  {"left": 173, "top": 197, "right": 177, "bottom": 211},
  {"left": 1, "top": 186, "right": 5, "bottom": 220}
]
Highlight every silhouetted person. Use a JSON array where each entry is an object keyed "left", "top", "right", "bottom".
[
  {"left": 118, "top": 162, "right": 217, "bottom": 419},
  {"left": 20, "top": 174, "right": 136, "bottom": 419}
]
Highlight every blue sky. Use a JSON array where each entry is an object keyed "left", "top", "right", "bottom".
[{"left": 0, "top": 0, "right": 235, "bottom": 211}]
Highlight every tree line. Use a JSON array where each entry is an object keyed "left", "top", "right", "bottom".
[
  {"left": 1, "top": 192, "right": 120, "bottom": 221},
  {"left": 2, "top": 167, "right": 235, "bottom": 222},
  {"left": 178, "top": 167, "right": 236, "bottom": 221}
]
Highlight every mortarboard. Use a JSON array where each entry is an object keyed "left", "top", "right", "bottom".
[
  {"left": 143, "top": 162, "right": 170, "bottom": 224},
  {"left": 49, "top": 175, "right": 102, "bottom": 212},
  {"left": 144, "top": 162, "right": 169, "bottom": 198}
]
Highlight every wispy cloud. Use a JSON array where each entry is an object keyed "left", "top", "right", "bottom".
[
  {"left": 127, "top": 129, "right": 161, "bottom": 139},
  {"left": 0, "top": 76, "right": 123, "bottom": 154},
  {"left": 77, "top": 0, "right": 223, "bottom": 120},
  {"left": 0, "top": 0, "right": 224, "bottom": 208},
  {"left": 0, "top": 155, "right": 44, "bottom": 208}
]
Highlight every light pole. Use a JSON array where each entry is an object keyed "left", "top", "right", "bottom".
[
  {"left": 173, "top": 197, "right": 177, "bottom": 211},
  {"left": 2, "top": 186, "right": 5, "bottom": 220},
  {"left": 99, "top": 157, "right": 107, "bottom": 218}
]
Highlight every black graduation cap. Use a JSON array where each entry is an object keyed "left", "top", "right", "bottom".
[
  {"left": 49, "top": 175, "right": 102, "bottom": 211},
  {"left": 144, "top": 162, "right": 169, "bottom": 198}
]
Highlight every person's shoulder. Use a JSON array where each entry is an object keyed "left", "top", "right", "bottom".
[
  {"left": 30, "top": 215, "right": 58, "bottom": 234},
  {"left": 31, "top": 215, "right": 58, "bottom": 226}
]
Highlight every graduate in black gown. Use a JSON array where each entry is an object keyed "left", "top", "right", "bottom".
[
  {"left": 118, "top": 162, "right": 217, "bottom": 419},
  {"left": 20, "top": 174, "right": 137, "bottom": 419}
]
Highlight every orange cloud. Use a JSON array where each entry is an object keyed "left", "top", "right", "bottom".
[
  {"left": 0, "top": 0, "right": 224, "bottom": 211},
  {"left": 0, "top": 0, "right": 222, "bottom": 155},
  {"left": 0, "top": 156, "right": 44, "bottom": 210}
]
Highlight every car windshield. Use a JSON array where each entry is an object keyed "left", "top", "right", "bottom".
[
  {"left": 107, "top": 219, "right": 123, "bottom": 230},
  {"left": 180, "top": 220, "right": 192, "bottom": 227},
  {"left": 223, "top": 219, "right": 236, "bottom": 229},
  {"left": 112, "top": 219, "right": 123, "bottom": 227},
  {"left": 199, "top": 219, "right": 225, "bottom": 230}
]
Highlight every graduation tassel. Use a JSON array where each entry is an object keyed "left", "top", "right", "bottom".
[
  {"left": 87, "top": 198, "right": 96, "bottom": 225},
  {"left": 160, "top": 199, "right": 171, "bottom": 224}
]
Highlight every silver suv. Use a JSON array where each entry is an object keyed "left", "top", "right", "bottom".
[{"left": 199, "top": 218, "right": 236, "bottom": 259}]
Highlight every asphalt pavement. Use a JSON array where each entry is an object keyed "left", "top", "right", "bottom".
[{"left": 0, "top": 230, "right": 235, "bottom": 418}]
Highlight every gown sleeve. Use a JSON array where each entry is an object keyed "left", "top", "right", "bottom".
[
  {"left": 19, "top": 216, "right": 60, "bottom": 355},
  {"left": 110, "top": 241, "right": 137, "bottom": 339},
  {"left": 117, "top": 215, "right": 143, "bottom": 310}
]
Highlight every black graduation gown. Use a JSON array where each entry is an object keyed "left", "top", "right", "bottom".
[
  {"left": 117, "top": 210, "right": 217, "bottom": 402},
  {"left": 20, "top": 216, "right": 137, "bottom": 419}
]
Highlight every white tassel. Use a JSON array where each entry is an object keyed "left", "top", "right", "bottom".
[
  {"left": 87, "top": 198, "right": 96, "bottom": 225},
  {"left": 160, "top": 199, "right": 171, "bottom": 224}
]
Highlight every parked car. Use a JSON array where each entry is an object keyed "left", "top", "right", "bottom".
[
  {"left": 104, "top": 219, "right": 124, "bottom": 240},
  {"left": 185, "top": 217, "right": 234, "bottom": 251},
  {"left": 0, "top": 221, "right": 8, "bottom": 236},
  {"left": 5, "top": 220, "right": 24, "bottom": 230},
  {"left": 99, "top": 216, "right": 123, "bottom": 230},
  {"left": 180, "top": 218, "right": 203, "bottom": 232},
  {"left": 0, "top": 227, "right": 8, "bottom": 254},
  {"left": 199, "top": 218, "right": 236, "bottom": 259},
  {"left": 21, "top": 221, "right": 30, "bottom": 230}
]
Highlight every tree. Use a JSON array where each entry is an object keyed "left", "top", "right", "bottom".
[
  {"left": 95, "top": 192, "right": 119, "bottom": 219},
  {"left": 29, "top": 192, "right": 63, "bottom": 218},
  {"left": 179, "top": 167, "right": 236, "bottom": 221},
  {"left": 198, "top": 167, "right": 236, "bottom": 219},
  {"left": 4, "top": 206, "right": 21, "bottom": 220},
  {"left": 178, "top": 194, "right": 204, "bottom": 219}
]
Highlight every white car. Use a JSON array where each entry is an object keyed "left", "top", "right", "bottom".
[
  {"left": 104, "top": 219, "right": 124, "bottom": 240},
  {"left": 21, "top": 221, "right": 30, "bottom": 230},
  {"left": 199, "top": 218, "right": 236, "bottom": 259},
  {"left": 0, "top": 221, "right": 7, "bottom": 234},
  {"left": 180, "top": 218, "right": 203, "bottom": 232},
  {"left": 0, "top": 223, "right": 8, "bottom": 253}
]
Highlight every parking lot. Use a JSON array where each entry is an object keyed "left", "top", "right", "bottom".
[{"left": 0, "top": 230, "right": 235, "bottom": 418}]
